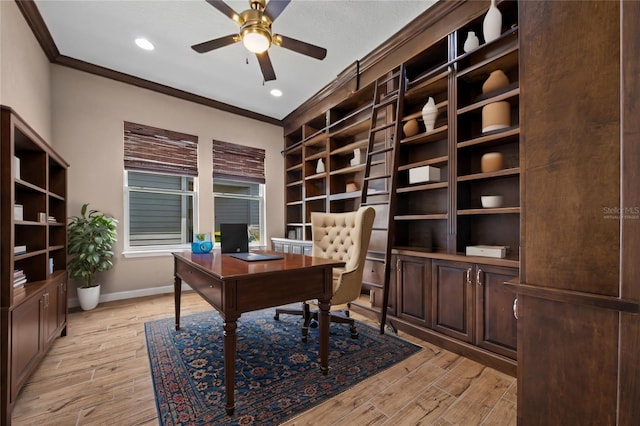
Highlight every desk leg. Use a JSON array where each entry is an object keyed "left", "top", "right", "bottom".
[
  {"left": 318, "top": 299, "right": 330, "bottom": 375},
  {"left": 224, "top": 319, "right": 237, "bottom": 415},
  {"left": 174, "top": 275, "right": 182, "bottom": 330}
]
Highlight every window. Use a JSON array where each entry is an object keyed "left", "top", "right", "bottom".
[
  {"left": 212, "top": 140, "right": 266, "bottom": 246},
  {"left": 124, "top": 122, "right": 198, "bottom": 252},
  {"left": 126, "top": 171, "right": 195, "bottom": 249},
  {"left": 213, "top": 179, "right": 264, "bottom": 244}
]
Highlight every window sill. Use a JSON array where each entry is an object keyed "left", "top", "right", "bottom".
[{"left": 122, "top": 248, "right": 185, "bottom": 258}]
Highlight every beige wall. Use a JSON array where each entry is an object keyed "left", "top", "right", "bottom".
[
  {"left": 52, "top": 65, "right": 284, "bottom": 299},
  {"left": 0, "top": 0, "right": 52, "bottom": 141},
  {"left": 2, "top": 2, "right": 285, "bottom": 302}
]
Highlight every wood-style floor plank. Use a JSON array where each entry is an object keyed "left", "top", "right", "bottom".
[{"left": 12, "top": 292, "right": 516, "bottom": 425}]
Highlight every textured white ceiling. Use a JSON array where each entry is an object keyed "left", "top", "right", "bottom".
[{"left": 34, "top": 0, "right": 436, "bottom": 121}]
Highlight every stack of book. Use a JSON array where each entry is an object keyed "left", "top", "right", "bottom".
[
  {"left": 14, "top": 245, "right": 27, "bottom": 255},
  {"left": 14, "top": 269, "right": 27, "bottom": 288},
  {"left": 47, "top": 215, "right": 57, "bottom": 223}
]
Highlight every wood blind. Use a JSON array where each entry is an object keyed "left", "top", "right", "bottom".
[
  {"left": 212, "top": 140, "right": 265, "bottom": 183},
  {"left": 124, "top": 122, "right": 198, "bottom": 176}
]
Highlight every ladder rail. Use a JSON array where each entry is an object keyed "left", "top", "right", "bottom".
[{"left": 360, "top": 65, "right": 406, "bottom": 334}]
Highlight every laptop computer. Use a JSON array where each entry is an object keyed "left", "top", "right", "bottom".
[
  {"left": 220, "top": 223, "right": 249, "bottom": 254},
  {"left": 219, "top": 223, "right": 283, "bottom": 262}
]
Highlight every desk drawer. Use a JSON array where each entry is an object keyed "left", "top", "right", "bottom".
[{"left": 176, "top": 261, "right": 222, "bottom": 309}]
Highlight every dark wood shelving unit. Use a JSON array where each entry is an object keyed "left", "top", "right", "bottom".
[{"left": 1, "top": 105, "right": 69, "bottom": 424}]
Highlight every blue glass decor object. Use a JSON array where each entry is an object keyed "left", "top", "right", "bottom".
[
  {"left": 191, "top": 241, "right": 213, "bottom": 253},
  {"left": 192, "top": 232, "right": 213, "bottom": 253}
]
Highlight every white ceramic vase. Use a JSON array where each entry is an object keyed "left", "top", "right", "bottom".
[
  {"left": 421, "top": 97, "right": 438, "bottom": 132},
  {"left": 316, "top": 158, "right": 325, "bottom": 173},
  {"left": 463, "top": 31, "right": 479, "bottom": 52},
  {"left": 350, "top": 148, "right": 362, "bottom": 166},
  {"left": 483, "top": 0, "right": 502, "bottom": 43},
  {"left": 77, "top": 284, "right": 101, "bottom": 311}
]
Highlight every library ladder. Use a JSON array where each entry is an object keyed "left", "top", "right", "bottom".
[{"left": 360, "top": 65, "right": 405, "bottom": 334}]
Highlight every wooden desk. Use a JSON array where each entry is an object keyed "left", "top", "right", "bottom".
[{"left": 173, "top": 250, "right": 341, "bottom": 415}]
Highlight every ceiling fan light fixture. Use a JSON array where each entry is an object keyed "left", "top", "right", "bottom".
[{"left": 241, "top": 27, "right": 271, "bottom": 53}]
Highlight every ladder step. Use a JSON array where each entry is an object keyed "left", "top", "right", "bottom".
[
  {"left": 361, "top": 200, "right": 390, "bottom": 206},
  {"left": 377, "top": 71, "right": 401, "bottom": 86},
  {"left": 374, "top": 95, "right": 398, "bottom": 109},
  {"left": 364, "top": 190, "right": 390, "bottom": 197},
  {"left": 369, "top": 146, "right": 394, "bottom": 156},
  {"left": 371, "top": 226, "right": 389, "bottom": 232},
  {"left": 364, "top": 174, "right": 392, "bottom": 181},
  {"left": 370, "top": 122, "right": 396, "bottom": 133}
]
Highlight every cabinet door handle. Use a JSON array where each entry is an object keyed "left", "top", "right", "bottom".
[
  {"left": 466, "top": 267, "right": 473, "bottom": 285},
  {"left": 513, "top": 298, "right": 518, "bottom": 320},
  {"left": 476, "top": 268, "right": 483, "bottom": 286}
]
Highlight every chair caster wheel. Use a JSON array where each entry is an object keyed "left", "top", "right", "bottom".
[
  {"left": 350, "top": 331, "right": 359, "bottom": 339},
  {"left": 274, "top": 314, "right": 280, "bottom": 321},
  {"left": 301, "top": 336, "right": 308, "bottom": 343},
  {"left": 309, "top": 319, "right": 318, "bottom": 329}
]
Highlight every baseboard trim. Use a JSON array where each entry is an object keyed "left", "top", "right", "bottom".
[{"left": 68, "top": 283, "right": 191, "bottom": 308}]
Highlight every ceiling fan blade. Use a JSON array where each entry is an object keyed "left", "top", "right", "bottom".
[
  {"left": 263, "top": 0, "right": 291, "bottom": 21},
  {"left": 205, "top": 0, "right": 243, "bottom": 24},
  {"left": 191, "top": 34, "right": 239, "bottom": 53},
  {"left": 256, "top": 52, "right": 276, "bottom": 82},
  {"left": 274, "top": 34, "right": 327, "bottom": 60}
]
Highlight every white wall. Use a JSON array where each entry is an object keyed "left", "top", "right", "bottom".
[
  {"left": 0, "top": 0, "right": 52, "bottom": 141},
  {"left": 51, "top": 65, "right": 285, "bottom": 300}
]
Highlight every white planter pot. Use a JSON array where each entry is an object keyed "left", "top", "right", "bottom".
[{"left": 78, "top": 284, "right": 101, "bottom": 311}]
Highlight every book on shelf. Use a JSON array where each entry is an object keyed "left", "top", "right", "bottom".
[
  {"left": 14, "top": 276, "right": 27, "bottom": 288},
  {"left": 465, "top": 245, "right": 509, "bottom": 259},
  {"left": 14, "top": 268, "right": 27, "bottom": 288},
  {"left": 48, "top": 216, "right": 57, "bottom": 223},
  {"left": 14, "top": 245, "right": 27, "bottom": 255}
]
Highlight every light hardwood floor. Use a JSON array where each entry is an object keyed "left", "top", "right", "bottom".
[{"left": 12, "top": 292, "right": 516, "bottom": 425}]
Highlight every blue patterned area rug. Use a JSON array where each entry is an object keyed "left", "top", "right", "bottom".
[{"left": 145, "top": 308, "right": 421, "bottom": 425}]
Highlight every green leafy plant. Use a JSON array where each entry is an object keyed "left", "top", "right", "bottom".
[
  {"left": 67, "top": 203, "right": 118, "bottom": 288},
  {"left": 195, "top": 233, "right": 206, "bottom": 242}
]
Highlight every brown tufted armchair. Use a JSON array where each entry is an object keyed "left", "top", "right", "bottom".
[{"left": 274, "top": 206, "right": 375, "bottom": 341}]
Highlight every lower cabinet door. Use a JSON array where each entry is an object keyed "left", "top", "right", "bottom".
[
  {"left": 396, "top": 255, "right": 431, "bottom": 327},
  {"left": 11, "top": 294, "right": 43, "bottom": 402},
  {"left": 44, "top": 284, "right": 60, "bottom": 345},
  {"left": 475, "top": 264, "right": 518, "bottom": 359},
  {"left": 431, "top": 260, "right": 474, "bottom": 343}
]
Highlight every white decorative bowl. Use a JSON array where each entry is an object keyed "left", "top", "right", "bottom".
[{"left": 481, "top": 195, "right": 504, "bottom": 208}]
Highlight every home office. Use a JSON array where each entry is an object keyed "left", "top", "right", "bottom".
[{"left": 1, "top": 0, "right": 638, "bottom": 425}]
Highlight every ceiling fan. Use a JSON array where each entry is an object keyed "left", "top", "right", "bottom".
[{"left": 191, "top": 0, "right": 327, "bottom": 82}]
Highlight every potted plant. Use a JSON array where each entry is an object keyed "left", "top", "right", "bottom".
[{"left": 67, "top": 203, "right": 118, "bottom": 310}]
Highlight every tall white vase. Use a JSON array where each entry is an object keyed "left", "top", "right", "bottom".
[
  {"left": 483, "top": 0, "right": 502, "bottom": 43},
  {"left": 421, "top": 97, "right": 438, "bottom": 132}
]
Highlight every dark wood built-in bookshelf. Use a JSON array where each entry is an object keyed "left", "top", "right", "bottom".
[
  {"left": 281, "top": 0, "right": 520, "bottom": 375},
  {"left": 1, "top": 105, "right": 69, "bottom": 424}
]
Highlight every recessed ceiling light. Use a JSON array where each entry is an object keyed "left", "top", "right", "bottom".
[
  {"left": 270, "top": 89, "right": 283, "bottom": 97},
  {"left": 135, "top": 38, "right": 154, "bottom": 51}
]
